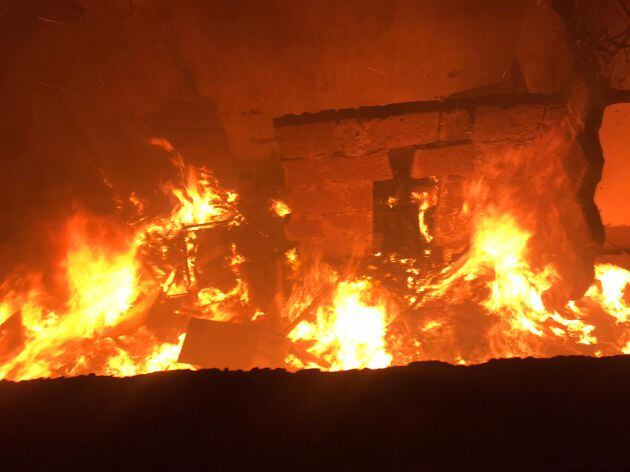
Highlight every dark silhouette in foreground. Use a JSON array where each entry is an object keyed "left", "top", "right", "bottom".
[{"left": 1, "top": 356, "right": 629, "bottom": 470}]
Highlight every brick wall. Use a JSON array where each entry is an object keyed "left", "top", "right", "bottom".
[{"left": 275, "top": 97, "right": 564, "bottom": 259}]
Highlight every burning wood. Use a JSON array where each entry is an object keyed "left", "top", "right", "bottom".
[{"left": 0, "top": 133, "right": 628, "bottom": 381}]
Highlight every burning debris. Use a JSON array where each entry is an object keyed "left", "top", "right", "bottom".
[{"left": 0, "top": 132, "right": 628, "bottom": 381}]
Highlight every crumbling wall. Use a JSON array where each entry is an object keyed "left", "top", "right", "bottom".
[{"left": 275, "top": 97, "right": 566, "bottom": 259}]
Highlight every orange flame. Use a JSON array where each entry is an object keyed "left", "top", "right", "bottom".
[
  {"left": 288, "top": 279, "right": 392, "bottom": 371},
  {"left": 1, "top": 137, "right": 629, "bottom": 380},
  {"left": 0, "top": 139, "right": 245, "bottom": 380},
  {"left": 585, "top": 264, "right": 630, "bottom": 322},
  {"left": 411, "top": 188, "right": 438, "bottom": 243},
  {"left": 0, "top": 217, "right": 155, "bottom": 380},
  {"left": 269, "top": 199, "right": 292, "bottom": 218}
]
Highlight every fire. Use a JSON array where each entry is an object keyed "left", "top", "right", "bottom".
[
  {"left": 144, "top": 154, "right": 242, "bottom": 240},
  {"left": 585, "top": 264, "right": 630, "bottom": 322},
  {"left": 106, "top": 333, "right": 190, "bottom": 377},
  {"left": 269, "top": 199, "right": 292, "bottom": 218},
  {"left": 420, "top": 210, "right": 606, "bottom": 359},
  {"left": 169, "top": 161, "right": 239, "bottom": 229},
  {"left": 411, "top": 188, "right": 438, "bottom": 243},
  {"left": 466, "top": 212, "right": 555, "bottom": 336},
  {"left": 0, "top": 139, "right": 244, "bottom": 380},
  {"left": 287, "top": 279, "right": 392, "bottom": 371},
  {"left": 284, "top": 248, "right": 300, "bottom": 272},
  {"left": 0, "top": 214, "right": 200, "bottom": 381},
  {"left": 65, "top": 232, "right": 141, "bottom": 329},
  {"left": 1, "top": 137, "right": 629, "bottom": 381}
]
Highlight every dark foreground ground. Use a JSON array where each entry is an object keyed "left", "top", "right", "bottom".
[{"left": 1, "top": 356, "right": 630, "bottom": 471}]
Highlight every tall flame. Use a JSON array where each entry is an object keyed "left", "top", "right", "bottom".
[{"left": 0, "top": 217, "right": 152, "bottom": 380}]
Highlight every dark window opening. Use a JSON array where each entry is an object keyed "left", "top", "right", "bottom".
[{"left": 373, "top": 148, "right": 438, "bottom": 256}]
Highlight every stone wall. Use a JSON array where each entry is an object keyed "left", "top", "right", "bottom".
[{"left": 275, "top": 97, "right": 564, "bottom": 258}]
